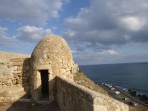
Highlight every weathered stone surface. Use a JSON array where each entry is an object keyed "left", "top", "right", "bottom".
[
  {"left": 31, "top": 35, "right": 77, "bottom": 78},
  {"left": 30, "top": 35, "right": 78, "bottom": 101},
  {"left": 56, "top": 77, "right": 129, "bottom": 111},
  {"left": 0, "top": 86, "right": 26, "bottom": 103},
  {"left": 0, "top": 51, "right": 30, "bottom": 64},
  {"left": 0, "top": 57, "right": 30, "bottom": 94}
]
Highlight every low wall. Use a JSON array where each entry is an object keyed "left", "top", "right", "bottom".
[{"left": 56, "top": 77, "right": 129, "bottom": 111}]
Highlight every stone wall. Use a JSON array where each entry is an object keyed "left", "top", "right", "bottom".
[
  {"left": 0, "top": 86, "right": 27, "bottom": 104},
  {"left": 0, "top": 76, "right": 13, "bottom": 88},
  {"left": 0, "top": 58, "right": 30, "bottom": 92},
  {"left": 56, "top": 77, "right": 129, "bottom": 111},
  {"left": 10, "top": 58, "right": 30, "bottom": 92},
  {"left": 0, "top": 51, "right": 30, "bottom": 63},
  {"left": 0, "top": 58, "right": 30, "bottom": 104}
]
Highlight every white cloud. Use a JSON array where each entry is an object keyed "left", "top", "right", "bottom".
[
  {"left": 0, "top": 0, "right": 67, "bottom": 23},
  {"left": 98, "top": 50, "right": 119, "bottom": 55},
  {"left": 64, "top": 0, "right": 148, "bottom": 49},
  {"left": 63, "top": 0, "right": 148, "bottom": 64},
  {"left": 16, "top": 26, "right": 52, "bottom": 42},
  {"left": 121, "top": 16, "right": 145, "bottom": 31}
]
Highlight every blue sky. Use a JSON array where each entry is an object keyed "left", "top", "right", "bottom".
[{"left": 0, "top": 0, "right": 148, "bottom": 65}]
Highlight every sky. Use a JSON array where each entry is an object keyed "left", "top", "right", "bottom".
[{"left": 0, "top": 0, "right": 148, "bottom": 65}]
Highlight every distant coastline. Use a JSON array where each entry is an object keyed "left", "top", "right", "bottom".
[
  {"left": 79, "top": 61, "right": 148, "bottom": 66},
  {"left": 79, "top": 62, "right": 148, "bottom": 96}
]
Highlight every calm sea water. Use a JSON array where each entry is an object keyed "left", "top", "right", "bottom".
[{"left": 79, "top": 62, "right": 148, "bottom": 96}]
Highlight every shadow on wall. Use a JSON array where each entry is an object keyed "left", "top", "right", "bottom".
[{"left": 22, "top": 58, "right": 31, "bottom": 97}]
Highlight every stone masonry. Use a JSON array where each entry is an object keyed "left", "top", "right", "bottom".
[
  {"left": 30, "top": 35, "right": 78, "bottom": 101},
  {"left": 0, "top": 57, "right": 30, "bottom": 103}
]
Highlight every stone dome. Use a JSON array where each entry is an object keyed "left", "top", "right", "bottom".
[
  {"left": 31, "top": 35, "right": 76, "bottom": 78},
  {"left": 30, "top": 35, "right": 78, "bottom": 101}
]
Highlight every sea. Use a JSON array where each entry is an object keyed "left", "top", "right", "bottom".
[{"left": 79, "top": 62, "right": 148, "bottom": 96}]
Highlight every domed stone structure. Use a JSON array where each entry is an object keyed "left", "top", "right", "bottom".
[{"left": 30, "top": 35, "right": 78, "bottom": 101}]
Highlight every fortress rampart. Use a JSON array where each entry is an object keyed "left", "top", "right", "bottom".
[{"left": 0, "top": 35, "right": 129, "bottom": 111}]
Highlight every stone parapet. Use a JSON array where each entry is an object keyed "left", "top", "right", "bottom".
[{"left": 56, "top": 76, "right": 129, "bottom": 111}]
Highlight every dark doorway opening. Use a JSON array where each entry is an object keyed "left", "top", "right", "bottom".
[{"left": 40, "top": 70, "right": 49, "bottom": 99}]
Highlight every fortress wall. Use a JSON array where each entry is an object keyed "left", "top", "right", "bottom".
[
  {"left": 0, "top": 86, "right": 27, "bottom": 104},
  {"left": 0, "top": 58, "right": 31, "bottom": 103},
  {"left": 0, "top": 51, "right": 30, "bottom": 63},
  {"left": 0, "top": 58, "right": 30, "bottom": 92},
  {"left": 56, "top": 76, "right": 94, "bottom": 111},
  {"left": 56, "top": 77, "right": 129, "bottom": 111},
  {"left": 10, "top": 58, "right": 31, "bottom": 92}
]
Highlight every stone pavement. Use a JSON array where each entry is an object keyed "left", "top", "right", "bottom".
[{"left": 0, "top": 101, "right": 60, "bottom": 111}]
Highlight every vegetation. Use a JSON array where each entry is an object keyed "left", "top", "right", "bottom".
[
  {"left": 0, "top": 62, "right": 4, "bottom": 65},
  {"left": 74, "top": 70, "right": 109, "bottom": 96}
]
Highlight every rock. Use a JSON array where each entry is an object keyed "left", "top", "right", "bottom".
[
  {"left": 18, "top": 73, "right": 22, "bottom": 77},
  {"left": 12, "top": 79, "right": 17, "bottom": 84}
]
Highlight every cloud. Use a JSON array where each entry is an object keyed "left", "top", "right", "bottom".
[
  {"left": 73, "top": 48, "right": 148, "bottom": 65},
  {"left": 0, "top": 0, "right": 67, "bottom": 23},
  {"left": 121, "top": 16, "right": 145, "bottom": 31},
  {"left": 73, "top": 49, "right": 119, "bottom": 57},
  {"left": 98, "top": 50, "right": 119, "bottom": 55},
  {"left": 0, "top": 25, "right": 53, "bottom": 53},
  {"left": 63, "top": 0, "right": 148, "bottom": 64},
  {"left": 72, "top": 49, "right": 120, "bottom": 65},
  {"left": 0, "top": 27, "right": 7, "bottom": 35},
  {"left": 0, "top": 26, "right": 16, "bottom": 48},
  {"left": 16, "top": 26, "right": 52, "bottom": 42},
  {"left": 64, "top": 0, "right": 148, "bottom": 51}
]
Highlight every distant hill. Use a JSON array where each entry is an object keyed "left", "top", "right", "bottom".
[{"left": 0, "top": 51, "right": 31, "bottom": 63}]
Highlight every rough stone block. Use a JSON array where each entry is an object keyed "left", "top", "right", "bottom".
[
  {"left": 18, "top": 79, "right": 22, "bottom": 84},
  {"left": 18, "top": 73, "right": 22, "bottom": 77},
  {"left": 0, "top": 97, "right": 5, "bottom": 101},
  {"left": 12, "top": 66, "right": 18, "bottom": 71},
  {"left": 13, "top": 73, "right": 18, "bottom": 78},
  {"left": 12, "top": 62, "right": 23, "bottom": 66},
  {"left": 12, "top": 79, "right": 17, "bottom": 84},
  {"left": 13, "top": 70, "right": 22, "bottom": 74}
]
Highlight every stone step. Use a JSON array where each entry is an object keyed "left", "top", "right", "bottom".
[{"left": 36, "top": 100, "right": 50, "bottom": 105}]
